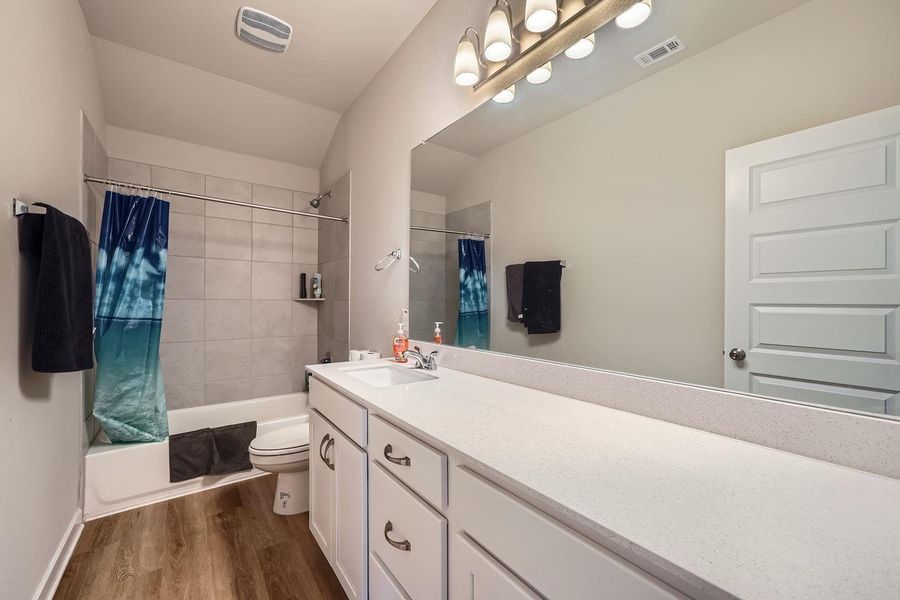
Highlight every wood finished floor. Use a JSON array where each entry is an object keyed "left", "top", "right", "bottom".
[{"left": 55, "top": 475, "right": 347, "bottom": 600}]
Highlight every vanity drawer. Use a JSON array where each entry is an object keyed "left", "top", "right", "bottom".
[
  {"left": 369, "top": 552, "right": 412, "bottom": 600},
  {"left": 310, "top": 377, "right": 367, "bottom": 448},
  {"left": 369, "top": 415, "right": 447, "bottom": 510},
  {"left": 370, "top": 462, "right": 447, "bottom": 600},
  {"left": 451, "top": 467, "right": 682, "bottom": 600}
]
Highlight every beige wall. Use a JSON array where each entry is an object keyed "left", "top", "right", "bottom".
[
  {"left": 0, "top": 0, "right": 106, "bottom": 597},
  {"left": 325, "top": 0, "right": 900, "bottom": 375},
  {"left": 443, "top": 0, "right": 900, "bottom": 387}
]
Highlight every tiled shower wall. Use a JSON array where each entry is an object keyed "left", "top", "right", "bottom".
[
  {"left": 410, "top": 208, "right": 446, "bottom": 342},
  {"left": 317, "top": 172, "right": 351, "bottom": 362},
  {"left": 103, "top": 157, "right": 321, "bottom": 409}
]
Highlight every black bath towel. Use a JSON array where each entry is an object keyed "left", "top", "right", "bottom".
[
  {"left": 169, "top": 421, "right": 257, "bottom": 482},
  {"left": 522, "top": 260, "right": 562, "bottom": 335},
  {"left": 505, "top": 264, "right": 525, "bottom": 322},
  {"left": 210, "top": 421, "right": 257, "bottom": 475},
  {"left": 18, "top": 203, "right": 94, "bottom": 372}
]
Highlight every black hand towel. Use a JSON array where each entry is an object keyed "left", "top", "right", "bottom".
[
  {"left": 169, "top": 428, "right": 214, "bottom": 483},
  {"left": 209, "top": 421, "right": 257, "bottom": 475},
  {"left": 18, "top": 203, "right": 94, "bottom": 372},
  {"left": 505, "top": 264, "right": 525, "bottom": 322},
  {"left": 522, "top": 260, "right": 562, "bottom": 335}
]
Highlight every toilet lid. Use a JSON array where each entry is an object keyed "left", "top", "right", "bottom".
[{"left": 249, "top": 423, "right": 310, "bottom": 456}]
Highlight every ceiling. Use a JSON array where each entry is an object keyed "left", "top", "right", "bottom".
[
  {"left": 80, "top": 0, "right": 439, "bottom": 114},
  {"left": 428, "top": 0, "right": 810, "bottom": 158}
]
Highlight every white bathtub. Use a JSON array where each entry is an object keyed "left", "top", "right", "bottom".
[{"left": 84, "top": 393, "right": 308, "bottom": 520}]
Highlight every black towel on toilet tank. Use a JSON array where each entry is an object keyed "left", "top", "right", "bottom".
[
  {"left": 17, "top": 203, "right": 94, "bottom": 372},
  {"left": 522, "top": 261, "right": 562, "bottom": 334}
]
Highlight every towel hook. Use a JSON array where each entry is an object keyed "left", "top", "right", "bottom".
[{"left": 375, "top": 249, "right": 402, "bottom": 272}]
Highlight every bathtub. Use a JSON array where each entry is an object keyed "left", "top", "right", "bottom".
[{"left": 84, "top": 392, "right": 308, "bottom": 520}]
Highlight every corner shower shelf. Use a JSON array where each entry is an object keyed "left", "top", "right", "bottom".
[{"left": 292, "top": 297, "right": 325, "bottom": 302}]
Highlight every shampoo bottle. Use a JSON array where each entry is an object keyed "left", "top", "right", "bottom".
[
  {"left": 392, "top": 323, "right": 409, "bottom": 362},
  {"left": 433, "top": 322, "right": 443, "bottom": 344}
]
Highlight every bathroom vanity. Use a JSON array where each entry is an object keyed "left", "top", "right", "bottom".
[{"left": 307, "top": 360, "right": 900, "bottom": 600}]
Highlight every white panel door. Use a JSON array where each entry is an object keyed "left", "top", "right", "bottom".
[
  {"left": 309, "top": 409, "right": 335, "bottom": 560},
  {"left": 333, "top": 427, "right": 368, "bottom": 600},
  {"left": 450, "top": 533, "right": 539, "bottom": 600},
  {"left": 725, "top": 104, "right": 900, "bottom": 414}
]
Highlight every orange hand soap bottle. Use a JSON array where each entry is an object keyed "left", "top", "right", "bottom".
[{"left": 392, "top": 323, "right": 409, "bottom": 362}]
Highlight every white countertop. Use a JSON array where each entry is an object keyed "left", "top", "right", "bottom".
[{"left": 307, "top": 359, "right": 900, "bottom": 600}]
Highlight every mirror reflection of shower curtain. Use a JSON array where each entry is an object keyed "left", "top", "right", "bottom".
[
  {"left": 455, "top": 238, "right": 489, "bottom": 349},
  {"left": 93, "top": 191, "right": 170, "bottom": 442}
]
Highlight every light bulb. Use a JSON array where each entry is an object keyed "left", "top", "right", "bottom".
[
  {"left": 493, "top": 84, "right": 515, "bottom": 104},
  {"left": 615, "top": 0, "right": 652, "bottom": 29},
  {"left": 564, "top": 33, "right": 594, "bottom": 59},
  {"left": 484, "top": 1, "right": 513, "bottom": 62},
  {"left": 526, "top": 61, "right": 552, "bottom": 84},
  {"left": 454, "top": 32, "right": 481, "bottom": 86},
  {"left": 525, "top": 0, "right": 558, "bottom": 33}
]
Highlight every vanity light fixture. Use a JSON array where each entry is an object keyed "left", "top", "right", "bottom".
[
  {"left": 454, "top": 28, "right": 484, "bottom": 86},
  {"left": 525, "top": 0, "right": 559, "bottom": 33},
  {"left": 564, "top": 32, "right": 595, "bottom": 59},
  {"left": 493, "top": 84, "right": 516, "bottom": 103},
  {"left": 615, "top": 0, "right": 652, "bottom": 29},
  {"left": 526, "top": 61, "right": 552, "bottom": 84},
  {"left": 484, "top": 0, "right": 515, "bottom": 62}
]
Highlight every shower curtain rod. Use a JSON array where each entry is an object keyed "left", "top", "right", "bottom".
[
  {"left": 81, "top": 175, "right": 349, "bottom": 223},
  {"left": 410, "top": 225, "right": 490, "bottom": 239}
]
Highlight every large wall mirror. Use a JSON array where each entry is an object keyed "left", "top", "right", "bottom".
[{"left": 408, "top": 0, "right": 900, "bottom": 420}]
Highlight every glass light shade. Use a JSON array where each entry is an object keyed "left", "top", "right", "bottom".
[
  {"left": 526, "top": 61, "right": 552, "bottom": 84},
  {"left": 493, "top": 84, "right": 516, "bottom": 104},
  {"left": 484, "top": 3, "right": 513, "bottom": 62},
  {"left": 525, "top": 0, "right": 558, "bottom": 33},
  {"left": 615, "top": 0, "right": 652, "bottom": 29},
  {"left": 564, "top": 33, "right": 595, "bottom": 59},
  {"left": 454, "top": 36, "right": 481, "bottom": 86}
]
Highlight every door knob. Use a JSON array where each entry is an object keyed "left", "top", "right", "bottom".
[{"left": 728, "top": 348, "right": 746, "bottom": 361}]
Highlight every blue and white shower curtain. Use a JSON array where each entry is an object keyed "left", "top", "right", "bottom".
[
  {"left": 93, "top": 191, "right": 170, "bottom": 443},
  {"left": 455, "top": 238, "right": 489, "bottom": 349}
]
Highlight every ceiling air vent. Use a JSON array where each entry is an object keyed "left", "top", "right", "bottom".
[
  {"left": 634, "top": 36, "right": 685, "bottom": 68},
  {"left": 236, "top": 6, "right": 292, "bottom": 53}
]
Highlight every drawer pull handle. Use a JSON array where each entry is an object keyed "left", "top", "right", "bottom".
[
  {"left": 384, "top": 521, "right": 411, "bottom": 552},
  {"left": 325, "top": 437, "right": 335, "bottom": 471},
  {"left": 383, "top": 444, "right": 411, "bottom": 467}
]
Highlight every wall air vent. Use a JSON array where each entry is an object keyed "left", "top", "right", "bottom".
[
  {"left": 634, "top": 36, "right": 685, "bottom": 68},
  {"left": 236, "top": 6, "right": 292, "bottom": 53}
]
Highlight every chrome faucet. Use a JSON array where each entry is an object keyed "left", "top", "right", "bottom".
[{"left": 404, "top": 346, "right": 438, "bottom": 370}]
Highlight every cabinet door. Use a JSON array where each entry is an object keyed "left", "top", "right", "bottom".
[
  {"left": 333, "top": 428, "right": 368, "bottom": 600},
  {"left": 309, "top": 410, "right": 335, "bottom": 561},
  {"left": 450, "top": 533, "right": 539, "bottom": 600}
]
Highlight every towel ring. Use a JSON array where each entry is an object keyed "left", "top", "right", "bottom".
[
  {"left": 409, "top": 256, "right": 421, "bottom": 273},
  {"left": 375, "top": 249, "right": 402, "bottom": 272}
]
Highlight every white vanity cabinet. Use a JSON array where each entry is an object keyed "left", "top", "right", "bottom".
[{"left": 309, "top": 379, "right": 368, "bottom": 600}]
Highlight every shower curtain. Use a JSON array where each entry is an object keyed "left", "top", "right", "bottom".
[
  {"left": 455, "top": 238, "right": 489, "bottom": 349},
  {"left": 93, "top": 191, "right": 170, "bottom": 443}
]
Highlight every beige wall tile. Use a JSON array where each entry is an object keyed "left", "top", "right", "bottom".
[
  {"left": 252, "top": 262, "right": 292, "bottom": 299},
  {"left": 160, "top": 341, "right": 204, "bottom": 385},
  {"left": 292, "top": 302, "right": 317, "bottom": 336},
  {"left": 151, "top": 166, "right": 205, "bottom": 215},
  {"left": 253, "top": 184, "right": 293, "bottom": 226},
  {"left": 251, "top": 300, "right": 293, "bottom": 338},
  {"left": 293, "top": 335, "right": 319, "bottom": 367},
  {"left": 166, "top": 256, "right": 205, "bottom": 299},
  {"left": 205, "top": 176, "right": 252, "bottom": 221},
  {"left": 250, "top": 375, "right": 293, "bottom": 398},
  {"left": 333, "top": 257, "right": 350, "bottom": 301},
  {"left": 206, "top": 217, "right": 251, "bottom": 260},
  {"left": 168, "top": 213, "right": 205, "bottom": 257},
  {"left": 333, "top": 300, "right": 349, "bottom": 343},
  {"left": 161, "top": 299, "right": 204, "bottom": 343},
  {"left": 205, "top": 299, "right": 251, "bottom": 340},
  {"left": 251, "top": 337, "right": 294, "bottom": 377},
  {"left": 205, "top": 379, "right": 251, "bottom": 404},
  {"left": 108, "top": 158, "right": 150, "bottom": 185},
  {"left": 205, "top": 339, "right": 251, "bottom": 381},
  {"left": 252, "top": 223, "right": 293, "bottom": 263},
  {"left": 165, "top": 383, "right": 204, "bottom": 409},
  {"left": 293, "top": 227, "right": 319, "bottom": 264},
  {"left": 205, "top": 259, "right": 251, "bottom": 299},
  {"left": 293, "top": 192, "right": 319, "bottom": 229}
]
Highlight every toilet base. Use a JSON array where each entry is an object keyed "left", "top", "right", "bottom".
[{"left": 273, "top": 471, "right": 309, "bottom": 515}]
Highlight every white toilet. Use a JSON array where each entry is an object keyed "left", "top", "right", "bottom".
[{"left": 249, "top": 423, "right": 310, "bottom": 515}]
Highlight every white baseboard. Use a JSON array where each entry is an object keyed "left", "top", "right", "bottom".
[{"left": 32, "top": 510, "right": 84, "bottom": 600}]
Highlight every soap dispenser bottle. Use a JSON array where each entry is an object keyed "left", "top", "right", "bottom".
[
  {"left": 392, "top": 323, "right": 409, "bottom": 362},
  {"left": 433, "top": 322, "right": 443, "bottom": 345}
]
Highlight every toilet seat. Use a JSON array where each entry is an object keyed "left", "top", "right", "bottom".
[{"left": 249, "top": 423, "right": 310, "bottom": 457}]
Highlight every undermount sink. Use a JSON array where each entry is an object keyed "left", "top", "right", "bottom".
[{"left": 341, "top": 364, "right": 437, "bottom": 387}]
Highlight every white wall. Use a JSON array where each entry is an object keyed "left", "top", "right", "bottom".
[
  {"left": 0, "top": 1, "right": 106, "bottom": 598},
  {"left": 324, "top": 0, "right": 900, "bottom": 363}
]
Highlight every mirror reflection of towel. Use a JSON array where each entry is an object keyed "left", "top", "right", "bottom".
[
  {"left": 522, "top": 261, "right": 562, "bottom": 334},
  {"left": 506, "top": 264, "right": 524, "bottom": 322}
]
